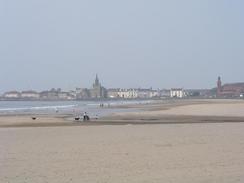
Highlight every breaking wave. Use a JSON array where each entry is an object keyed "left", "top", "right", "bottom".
[{"left": 0, "top": 105, "right": 77, "bottom": 112}]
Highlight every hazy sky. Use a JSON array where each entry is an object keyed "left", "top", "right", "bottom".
[{"left": 0, "top": 0, "right": 243, "bottom": 93}]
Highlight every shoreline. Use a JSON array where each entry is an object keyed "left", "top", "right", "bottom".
[{"left": 1, "top": 99, "right": 244, "bottom": 128}]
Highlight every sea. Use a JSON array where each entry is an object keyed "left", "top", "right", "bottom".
[{"left": 0, "top": 100, "right": 152, "bottom": 117}]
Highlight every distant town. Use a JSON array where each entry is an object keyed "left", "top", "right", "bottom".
[{"left": 0, "top": 75, "right": 244, "bottom": 101}]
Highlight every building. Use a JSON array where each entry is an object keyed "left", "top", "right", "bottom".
[
  {"left": 149, "top": 89, "right": 160, "bottom": 98},
  {"left": 160, "top": 89, "right": 171, "bottom": 98},
  {"left": 118, "top": 89, "right": 138, "bottom": 99},
  {"left": 21, "top": 90, "right": 40, "bottom": 99},
  {"left": 107, "top": 88, "right": 120, "bottom": 98},
  {"left": 40, "top": 89, "right": 59, "bottom": 100},
  {"left": 109, "top": 88, "right": 161, "bottom": 99},
  {"left": 185, "top": 89, "right": 212, "bottom": 98},
  {"left": 217, "top": 76, "right": 222, "bottom": 97},
  {"left": 170, "top": 88, "right": 184, "bottom": 98},
  {"left": 137, "top": 88, "right": 159, "bottom": 98},
  {"left": 3, "top": 91, "right": 21, "bottom": 99},
  {"left": 137, "top": 89, "right": 151, "bottom": 98},
  {"left": 58, "top": 92, "right": 74, "bottom": 100},
  {"left": 89, "top": 74, "right": 107, "bottom": 99},
  {"left": 216, "top": 76, "right": 244, "bottom": 98},
  {"left": 76, "top": 88, "right": 90, "bottom": 99}
]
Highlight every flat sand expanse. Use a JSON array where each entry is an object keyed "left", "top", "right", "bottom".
[
  {"left": 1, "top": 124, "right": 244, "bottom": 183},
  {"left": 103, "top": 99, "right": 244, "bottom": 123},
  {"left": 150, "top": 102, "right": 244, "bottom": 117},
  {"left": 1, "top": 99, "right": 244, "bottom": 182}
]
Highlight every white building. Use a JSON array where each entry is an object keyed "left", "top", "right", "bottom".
[
  {"left": 170, "top": 88, "right": 184, "bottom": 98},
  {"left": 149, "top": 90, "right": 160, "bottom": 98},
  {"left": 3, "top": 91, "right": 21, "bottom": 99},
  {"left": 21, "top": 91, "right": 40, "bottom": 99},
  {"left": 137, "top": 89, "right": 159, "bottom": 98},
  {"left": 110, "top": 88, "right": 160, "bottom": 99},
  {"left": 118, "top": 89, "right": 138, "bottom": 99}
]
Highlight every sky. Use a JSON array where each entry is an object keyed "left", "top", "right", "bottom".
[{"left": 0, "top": 0, "right": 243, "bottom": 93}]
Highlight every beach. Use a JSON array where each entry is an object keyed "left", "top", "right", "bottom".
[{"left": 1, "top": 99, "right": 244, "bottom": 182}]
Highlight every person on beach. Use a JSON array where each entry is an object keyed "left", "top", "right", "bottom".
[{"left": 83, "top": 112, "right": 90, "bottom": 121}]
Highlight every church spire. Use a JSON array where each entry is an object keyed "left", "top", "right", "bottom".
[{"left": 95, "top": 74, "right": 99, "bottom": 86}]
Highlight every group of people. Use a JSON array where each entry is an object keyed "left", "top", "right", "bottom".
[
  {"left": 100, "top": 103, "right": 111, "bottom": 108},
  {"left": 74, "top": 112, "right": 92, "bottom": 122}
]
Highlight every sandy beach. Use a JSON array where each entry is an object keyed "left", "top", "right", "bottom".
[
  {"left": 1, "top": 99, "right": 244, "bottom": 182},
  {"left": 101, "top": 99, "right": 244, "bottom": 124}
]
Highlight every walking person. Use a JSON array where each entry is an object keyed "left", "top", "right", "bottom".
[{"left": 83, "top": 112, "right": 90, "bottom": 121}]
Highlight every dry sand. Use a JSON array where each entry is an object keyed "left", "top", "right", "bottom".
[
  {"left": 103, "top": 99, "right": 244, "bottom": 124},
  {"left": 1, "top": 124, "right": 244, "bottom": 183},
  {"left": 150, "top": 102, "right": 244, "bottom": 117},
  {"left": 1, "top": 99, "right": 244, "bottom": 182}
]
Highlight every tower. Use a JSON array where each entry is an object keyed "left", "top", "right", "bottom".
[
  {"left": 94, "top": 74, "right": 100, "bottom": 87},
  {"left": 90, "top": 74, "right": 107, "bottom": 98},
  {"left": 217, "top": 76, "right": 222, "bottom": 96}
]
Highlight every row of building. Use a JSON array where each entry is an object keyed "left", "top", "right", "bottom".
[
  {"left": 4, "top": 75, "right": 242, "bottom": 101},
  {"left": 0, "top": 88, "right": 186, "bottom": 100},
  {"left": 0, "top": 89, "right": 73, "bottom": 100},
  {"left": 0, "top": 75, "right": 188, "bottom": 100}
]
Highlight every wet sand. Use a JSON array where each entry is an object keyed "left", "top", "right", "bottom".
[
  {"left": 1, "top": 99, "right": 244, "bottom": 127},
  {"left": 1, "top": 99, "right": 244, "bottom": 182}
]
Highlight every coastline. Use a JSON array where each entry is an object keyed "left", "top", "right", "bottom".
[{"left": 1, "top": 99, "right": 244, "bottom": 128}]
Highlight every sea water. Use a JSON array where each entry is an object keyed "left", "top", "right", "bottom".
[{"left": 0, "top": 100, "right": 152, "bottom": 117}]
